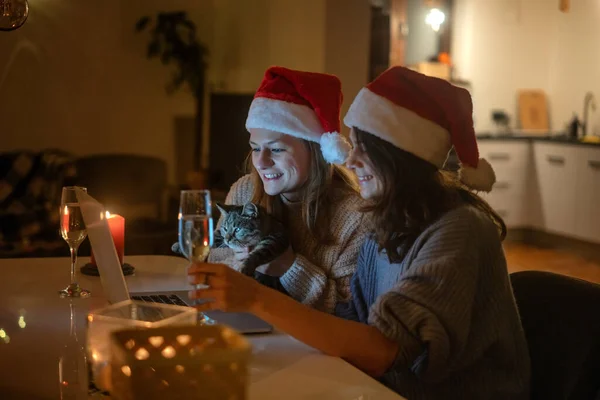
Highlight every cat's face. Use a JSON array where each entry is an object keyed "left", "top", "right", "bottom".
[{"left": 217, "top": 203, "right": 262, "bottom": 250}]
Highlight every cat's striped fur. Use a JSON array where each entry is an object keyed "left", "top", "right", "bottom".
[{"left": 213, "top": 202, "right": 289, "bottom": 277}]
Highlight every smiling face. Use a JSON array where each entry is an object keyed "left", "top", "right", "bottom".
[
  {"left": 345, "top": 128, "right": 382, "bottom": 200},
  {"left": 249, "top": 129, "right": 311, "bottom": 201}
]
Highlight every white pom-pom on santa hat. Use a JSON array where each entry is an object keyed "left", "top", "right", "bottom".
[
  {"left": 320, "top": 132, "right": 352, "bottom": 165},
  {"left": 246, "top": 66, "right": 349, "bottom": 164},
  {"left": 459, "top": 158, "right": 496, "bottom": 192}
]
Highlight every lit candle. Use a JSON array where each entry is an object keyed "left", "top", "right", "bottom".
[{"left": 91, "top": 211, "right": 125, "bottom": 266}]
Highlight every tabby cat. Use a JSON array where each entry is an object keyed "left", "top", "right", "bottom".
[{"left": 213, "top": 202, "right": 289, "bottom": 277}]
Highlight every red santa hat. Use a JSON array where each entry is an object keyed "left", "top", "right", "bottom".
[
  {"left": 245, "top": 66, "right": 351, "bottom": 165},
  {"left": 343, "top": 66, "right": 496, "bottom": 192}
]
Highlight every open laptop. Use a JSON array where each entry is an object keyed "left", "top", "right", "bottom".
[{"left": 75, "top": 188, "right": 272, "bottom": 334}]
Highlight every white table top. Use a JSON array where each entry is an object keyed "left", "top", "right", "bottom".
[{"left": 0, "top": 255, "right": 403, "bottom": 399}]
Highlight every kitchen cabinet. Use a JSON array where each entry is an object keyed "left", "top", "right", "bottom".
[
  {"left": 533, "top": 142, "right": 579, "bottom": 237},
  {"left": 478, "top": 142, "right": 533, "bottom": 228},
  {"left": 475, "top": 138, "right": 600, "bottom": 244},
  {"left": 574, "top": 147, "right": 600, "bottom": 242}
]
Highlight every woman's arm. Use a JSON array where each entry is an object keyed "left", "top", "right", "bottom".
[
  {"left": 256, "top": 283, "right": 399, "bottom": 378},
  {"left": 188, "top": 262, "right": 398, "bottom": 378}
]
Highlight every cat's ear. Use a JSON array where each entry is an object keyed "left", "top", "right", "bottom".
[
  {"left": 216, "top": 203, "right": 230, "bottom": 216},
  {"left": 242, "top": 202, "right": 258, "bottom": 218}
]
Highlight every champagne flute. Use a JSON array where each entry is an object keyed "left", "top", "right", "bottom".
[
  {"left": 59, "top": 186, "right": 91, "bottom": 298},
  {"left": 178, "top": 190, "right": 214, "bottom": 324}
]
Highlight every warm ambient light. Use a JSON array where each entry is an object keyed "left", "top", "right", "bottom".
[
  {"left": 121, "top": 365, "right": 132, "bottom": 377},
  {"left": 176, "top": 334, "right": 191, "bottom": 346},
  {"left": 425, "top": 8, "right": 445, "bottom": 32},
  {"left": 135, "top": 347, "right": 150, "bottom": 360},
  {"left": 161, "top": 346, "right": 176, "bottom": 359},
  {"left": 148, "top": 336, "right": 164, "bottom": 348}
]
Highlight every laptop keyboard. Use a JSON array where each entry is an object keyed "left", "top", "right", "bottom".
[{"left": 131, "top": 294, "right": 188, "bottom": 307}]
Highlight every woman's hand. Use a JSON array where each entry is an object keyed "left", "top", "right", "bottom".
[
  {"left": 188, "top": 262, "right": 265, "bottom": 313},
  {"left": 256, "top": 245, "right": 295, "bottom": 276}
]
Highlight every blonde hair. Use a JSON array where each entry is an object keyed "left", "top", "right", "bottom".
[{"left": 246, "top": 140, "right": 359, "bottom": 243}]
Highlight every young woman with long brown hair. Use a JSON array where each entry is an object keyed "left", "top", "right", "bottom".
[{"left": 192, "top": 66, "right": 530, "bottom": 399}]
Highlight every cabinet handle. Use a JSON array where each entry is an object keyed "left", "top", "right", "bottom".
[
  {"left": 589, "top": 160, "right": 600, "bottom": 169},
  {"left": 494, "top": 182, "right": 510, "bottom": 190},
  {"left": 488, "top": 153, "right": 510, "bottom": 161},
  {"left": 546, "top": 155, "right": 565, "bottom": 165}
]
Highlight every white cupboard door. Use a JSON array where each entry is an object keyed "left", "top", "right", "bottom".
[
  {"left": 533, "top": 143, "right": 579, "bottom": 237},
  {"left": 575, "top": 147, "right": 600, "bottom": 243}
]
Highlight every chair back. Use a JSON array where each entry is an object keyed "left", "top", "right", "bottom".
[{"left": 510, "top": 271, "right": 600, "bottom": 400}]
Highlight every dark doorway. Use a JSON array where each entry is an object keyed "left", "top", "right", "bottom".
[{"left": 208, "top": 93, "right": 254, "bottom": 193}]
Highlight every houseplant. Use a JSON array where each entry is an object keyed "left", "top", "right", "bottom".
[{"left": 135, "top": 11, "right": 209, "bottom": 188}]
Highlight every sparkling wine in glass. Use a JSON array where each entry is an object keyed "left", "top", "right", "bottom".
[
  {"left": 178, "top": 190, "right": 214, "bottom": 324},
  {"left": 178, "top": 190, "right": 214, "bottom": 263},
  {"left": 59, "top": 186, "right": 91, "bottom": 298}
]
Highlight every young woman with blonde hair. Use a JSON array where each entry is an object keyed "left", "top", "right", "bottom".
[{"left": 208, "top": 66, "right": 367, "bottom": 313}]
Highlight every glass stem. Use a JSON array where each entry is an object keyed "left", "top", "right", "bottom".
[{"left": 70, "top": 247, "right": 77, "bottom": 285}]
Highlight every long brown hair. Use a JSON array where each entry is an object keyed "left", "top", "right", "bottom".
[
  {"left": 355, "top": 128, "right": 506, "bottom": 262},
  {"left": 246, "top": 139, "right": 359, "bottom": 242}
]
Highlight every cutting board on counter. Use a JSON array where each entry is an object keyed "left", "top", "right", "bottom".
[{"left": 517, "top": 89, "right": 549, "bottom": 133}]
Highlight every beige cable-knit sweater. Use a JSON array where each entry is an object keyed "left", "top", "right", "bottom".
[{"left": 208, "top": 174, "right": 368, "bottom": 313}]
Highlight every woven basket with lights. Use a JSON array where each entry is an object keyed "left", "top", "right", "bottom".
[{"left": 109, "top": 324, "right": 252, "bottom": 400}]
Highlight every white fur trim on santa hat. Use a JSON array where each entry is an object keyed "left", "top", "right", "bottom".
[
  {"left": 246, "top": 97, "right": 322, "bottom": 142},
  {"left": 459, "top": 158, "right": 496, "bottom": 192},
  {"left": 320, "top": 132, "right": 351, "bottom": 164},
  {"left": 344, "top": 88, "right": 452, "bottom": 168}
]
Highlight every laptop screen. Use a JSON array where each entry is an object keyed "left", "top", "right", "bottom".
[{"left": 76, "top": 188, "right": 130, "bottom": 304}]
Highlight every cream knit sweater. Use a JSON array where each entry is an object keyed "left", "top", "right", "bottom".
[{"left": 208, "top": 174, "right": 368, "bottom": 313}]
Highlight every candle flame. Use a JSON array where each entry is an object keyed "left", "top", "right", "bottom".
[
  {"left": 63, "top": 205, "right": 69, "bottom": 215},
  {"left": 105, "top": 211, "right": 111, "bottom": 218}
]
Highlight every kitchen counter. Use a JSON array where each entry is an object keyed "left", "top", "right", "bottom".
[{"left": 476, "top": 133, "right": 600, "bottom": 147}]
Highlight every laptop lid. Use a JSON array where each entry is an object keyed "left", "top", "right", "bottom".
[{"left": 76, "top": 188, "right": 130, "bottom": 304}]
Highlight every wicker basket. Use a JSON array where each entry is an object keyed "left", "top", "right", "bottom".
[
  {"left": 109, "top": 324, "right": 252, "bottom": 400},
  {"left": 86, "top": 300, "right": 197, "bottom": 391}
]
